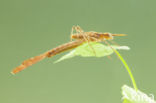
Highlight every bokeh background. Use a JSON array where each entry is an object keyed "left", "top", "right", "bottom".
[{"left": 0, "top": 0, "right": 156, "bottom": 103}]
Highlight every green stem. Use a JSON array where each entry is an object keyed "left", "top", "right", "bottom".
[{"left": 113, "top": 49, "right": 138, "bottom": 91}]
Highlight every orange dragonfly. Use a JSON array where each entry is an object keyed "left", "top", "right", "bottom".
[{"left": 11, "top": 26, "right": 126, "bottom": 74}]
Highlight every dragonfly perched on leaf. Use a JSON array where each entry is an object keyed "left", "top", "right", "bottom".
[{"left": 11, "top": 26, "right": 127, "bottom": 74}]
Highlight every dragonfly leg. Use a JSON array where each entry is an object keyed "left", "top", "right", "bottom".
[
  {"left": 80, "top": 33, "right": 97, "bottom": 56},
  {"left": 70, "top": 25, "right": 84, "bottom": 41},
  {"left": 109, "top": 40, "right": 120, "bottom": 46},
  {"left": 71, "top": 26, "right": 97, "bottom": 56},
  {"left": 102, "top": 39, "right": 120, "bottom": 58}
]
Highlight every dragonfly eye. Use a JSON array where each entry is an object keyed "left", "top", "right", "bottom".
[
  {"left": 108, "top": 33, "right": 114, "bottom": 40},
  {"left": 101, "top": 33, "right": 113, "bottom": 40}
]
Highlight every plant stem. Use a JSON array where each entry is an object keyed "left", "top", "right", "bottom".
[{"left": 113, "top": 49, "right": 138, "bottom": 91}]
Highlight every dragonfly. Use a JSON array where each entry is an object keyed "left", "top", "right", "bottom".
[{"left": 11, "top": 26, "right": 126, "bottom": 74}]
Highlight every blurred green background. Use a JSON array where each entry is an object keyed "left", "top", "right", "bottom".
[{"left": 0, "top": 0, "right": 155, "bottom": 103}]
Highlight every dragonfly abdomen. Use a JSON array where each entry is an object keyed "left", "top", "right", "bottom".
[{"left": 47, "top": 40, "right": 85, "bottom": 57}]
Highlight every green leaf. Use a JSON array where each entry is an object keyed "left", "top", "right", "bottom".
[
  {"left": 123, "top": 99, "right": 132, "bottom": 103},
  {"left": 122, "top": 85, "right": 156, "bottom": 103},
  {"left": 54, "top": 42, "right": 130, "bottom": 63}
]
